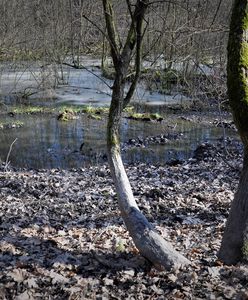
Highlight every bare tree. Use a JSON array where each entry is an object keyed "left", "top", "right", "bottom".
[
  {"left": 0, "top": 0, "right": 233, "bottom": 103},
  {"left": 103, "top": 0, "right": 189, "bottom": 270}
]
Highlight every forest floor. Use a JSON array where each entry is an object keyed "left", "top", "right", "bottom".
[{"left": 0, "top": 138, "right": 247, "bottom": 299}]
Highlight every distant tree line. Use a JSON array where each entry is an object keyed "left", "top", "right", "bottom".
[
  {"left": 0, "top": 0, "right": 233, "bottom": 101},
  {"left": 0, "top": 0, "right": 232, "bottom": 64}
]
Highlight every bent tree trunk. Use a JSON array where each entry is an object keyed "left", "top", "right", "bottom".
[
  {"left": 107, "top": 81, "right": 189, "bottom": 270},
  {"left": 103, "top": 0, "right": 189, "bottom": 270},
  {"left": 218, "top": 0, "right": 248, "bottom": 264}
]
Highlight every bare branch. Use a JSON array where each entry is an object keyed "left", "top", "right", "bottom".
[
  {"left": 210, "top": 0, "right": 224, "bottom": 27},
  {"left": 4, "top": 138, "right": 17, "bottom": 172},
  {"left": 123, "top": 0, "right": 149, "bottom": 106},
  {"left": 102, "top": 0, "right": 121, "bottom": 67}
]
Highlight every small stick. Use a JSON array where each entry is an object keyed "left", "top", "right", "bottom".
[{"left": 4, "top": 138, "right": 17, "bottom": 171}]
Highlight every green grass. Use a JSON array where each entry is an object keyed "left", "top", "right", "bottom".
[
  {"left": 57, "top": 109, "right": 78, "bottom": 121},
  {"left": 128, "top": 112, "right": 163, "bottom": 121},
  {"left": 58, "top": 106, "right": 82, "bottom": 114},
  {"left": 81, "top": 105, "right": 109, "bottom": 114},
  {"left": 0, "top": 120, "right": 24, "bottom": 129},
  {"left": 123, "top": 106, "right": 134, "bottom": 113},
  {"left": 11, "top": 106, "right": 49, "bottom": 114},
  {"left": 87, "top": 114, "right": 102, "bottom": 120},
  {"left": 242, "top": 240, "right": 248, "bottom": 261},
  {"left": 58, "top": 104, "right": 109, "bottom": 115},
  {"left": 7, "top": 104, "right": 138, "bottom": 123}
]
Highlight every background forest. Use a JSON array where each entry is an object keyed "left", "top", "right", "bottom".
[{"left": 0, "top": 0, "right": 232, "bottom": 101}]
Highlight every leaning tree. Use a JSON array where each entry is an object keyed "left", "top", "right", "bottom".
[
  {"left": 218, "top": 0, "right": 248, "bottom": 264},
  {"left": 102, "top": 0, "right": 189, "bottom": 270}
]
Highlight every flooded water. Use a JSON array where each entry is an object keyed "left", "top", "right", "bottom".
[
  {"left": 0, "top": 59, "right": 237, "bottom": 169},
  {"left": 0, "top": 58, "right": 191, "bottom": 107},
  {"left": 0, "top": 112, "right": 237, "bottom": 169}
]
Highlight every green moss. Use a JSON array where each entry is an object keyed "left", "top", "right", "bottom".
[
  {"left": 227, "top": 2, "right": 248, "bottom": 146},
  {"left": 59, "top": 106, "right": 82, "bottom": 114},
  {"left": 150, "top": 113, "right": 163, "bottom": 120},
  {"left": 129, "top": 113, "right": 143, "bottom": 119},
  {"left": 0, "top": 120, "right": 24, "bottom": 129},
  {"left": 107, "top": 120, "right": 120, "bottom": 149},
  {"left": 10, "top": 105, "right": 84, "bottom": 116},
  {"left": 128, "top": 112, "right": 163, "bottom": 122},
  {"left": 241, "top": 9, "right": 248, "bottom": 30},
  {"left": 200, "top": 57, "right": 214, "bottom": 66},
  {"left": 81, "top": 105, "right": 109, "bottom": 115},
  {"left": 107, "top": 130, "right": 119, "bottom": 149},
  {"left": 9, "top": 105, "right": 109, "bottom": 122},
  {"left": 123, "top": 106, "right": 134, "bottom": 113},
  {"left": 87, "top": 114, "right": 102, "bottom": 120},
  {"left": 115, "top": 239, "right": 125, "bottom": 252},
  {"left": 110, "top": 134, "right": 119, "bottom": 148},
  {"left": 12, "top": 121, "right": 24, "bottom": 127},
  {"left": 242, "top": 240, "right": 248, "bottom": 260},
  {"left": 12, "top": 106, "right": 48, "bottom": 114},
  {"left": 57, "top": 109, "right": 78, "bottom": 121},
  {"left": 81, "top": 106, "right": 95, "bottom": 114},
  {"left": 99, "top": 107, "right": 109, "bottom": 114},
  {"left": 240, "top": 42, "right": 248, "bottom": 66}
]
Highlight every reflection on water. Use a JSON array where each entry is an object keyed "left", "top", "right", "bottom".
[
  {"left": 0, "top": 60, "right": 235, "bottom": 169},
  {"left": 0, "top": 113, "right": 237, "bottom": 169}
]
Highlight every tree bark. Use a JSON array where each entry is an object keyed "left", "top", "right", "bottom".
[
  {"left": 219, "top": 151, "right": 248, "bottom": 264},
  {"left": 218, "top": 0, "right": 248, "bottom": 264},
  {"left": 107, "top": 77, "right": 190, "bottom": 270},
  {"left": 104, "top": 0, "right": 190, "bottom": 270}
]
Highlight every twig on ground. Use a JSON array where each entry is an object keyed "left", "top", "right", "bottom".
[{"left": 4, "top": 138, "right": 17, "bottom": 172}]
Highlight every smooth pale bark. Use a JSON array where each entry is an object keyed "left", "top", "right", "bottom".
[
  {"left": 218, "top": 0, "right": 248, "bottom": 264},
  {"left": 107, "top": 80, "right": 190, "bottom": 270},
  {"left": 102, "top": 0, "right": 190, "bottom": 270},
  {"left": 102, "top": 0, "right": 190, "bottom": 269}
]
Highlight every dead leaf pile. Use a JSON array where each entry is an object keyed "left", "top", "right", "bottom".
[{"left": 0, "top": 139, "right": 247, "bottom": 299}]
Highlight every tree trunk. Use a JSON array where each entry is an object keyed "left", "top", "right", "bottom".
[
  {"left": 107, "top": 76, "right": 190, "bottom": 270},
  {"left": 218, "top": 0, "right": 248, "bottom": 264},
  {"left": 103, "top": 0, "right": 189, "bottom": 270},
  {"left": 219, "top": 151, "right": 248, "bottom": 264}
]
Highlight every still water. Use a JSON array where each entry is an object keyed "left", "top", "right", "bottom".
[
  {"left": 0, "top": 60, "right": 237, "bottom": 169},
  {"left": 0, "top": 112, "right": 236, "bottom": 169}
]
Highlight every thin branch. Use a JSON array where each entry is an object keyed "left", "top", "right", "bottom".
[
  {"left": 126, "top": 0, "right": 134, "bottom": 19},
  {"left": 82, "top": 14, "right": 116, "bottom": 53},
  {"left": 124, "top": 0, "right": 149, "bottom": 107},
  {"left": 102, "top": 0, "right": 120, "bottom": 67},
  {"left": 142, "top": 30, "right": 164, "bottom": 60},
  {"left": 4, "top": 138, "right": 17, "bottom": 172},
  {"left": 147, "top": 0, "right": 190, "bottom": 12},
  {"left": 210, "top": 0, "right": 224, "bottom": 28}
]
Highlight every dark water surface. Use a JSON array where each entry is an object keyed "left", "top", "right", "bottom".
[
  {"left": 0, "top": 112, "right": 237, "bottom": 169},
  {"left": 0, "top": 60, "right": 237, "bottom": 169}
]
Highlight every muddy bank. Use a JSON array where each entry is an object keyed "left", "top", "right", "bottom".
[{"left": 0, "top": 139, "right": 247, "bottom": 299}]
